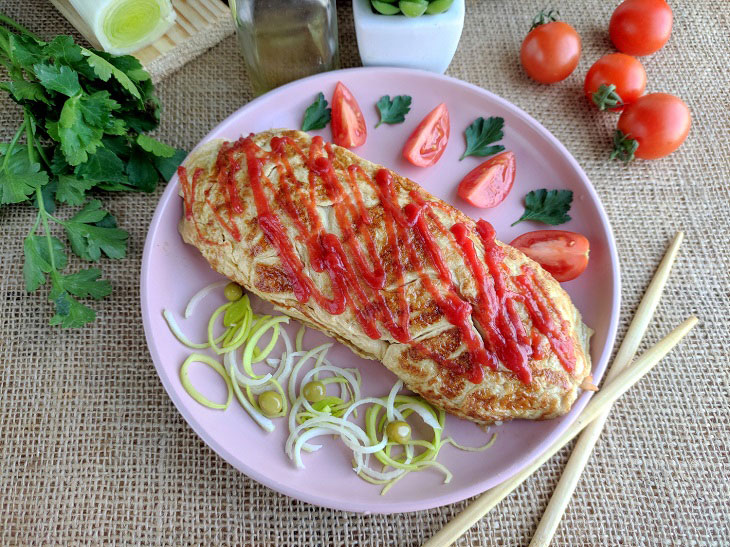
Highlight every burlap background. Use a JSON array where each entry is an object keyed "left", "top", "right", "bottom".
[{"left": 1, "top": 1, "right": 727, "bottom": 545}]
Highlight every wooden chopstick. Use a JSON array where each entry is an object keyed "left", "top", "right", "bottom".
[
  {"left": 422, "top": 315, "right": 698, "bottom": 547},
  {"left": 528, "top": 231, "right": 684, "bottom": 547}
]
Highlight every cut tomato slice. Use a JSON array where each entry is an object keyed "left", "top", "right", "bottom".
[
  {"left": 331, "top": 82, "right": 367, "bottom": 148},
  {"left": 510, "top": 230, "right": 590, "bottom": 282},
  {"left": 457, "top": 151, "right": 516, "bottom": 208},
  {"left": 402, "top": 103, "right": 450, "bottom": 167}
]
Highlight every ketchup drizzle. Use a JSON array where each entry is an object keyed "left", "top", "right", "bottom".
[{"left": 188, "top": 135, "right": 577, "bottom": 384}]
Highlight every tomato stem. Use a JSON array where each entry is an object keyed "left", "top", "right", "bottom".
[
  {"left": 592, "top": 84, "right": 626, "bottom": 111},
  {"left": 530, "top": 8, "right": 560, "bottom": 31},
  {"left": 610, "top": 130, "right": 639, "bottom": 163}
]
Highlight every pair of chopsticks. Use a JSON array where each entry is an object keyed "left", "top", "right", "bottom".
[{"left": 423, "top": 232, "right": 695, "bottom": 547}]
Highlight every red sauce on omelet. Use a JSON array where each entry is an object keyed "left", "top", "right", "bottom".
[{"left": 178, "top": 135, "right": 576, "bottom": 384}]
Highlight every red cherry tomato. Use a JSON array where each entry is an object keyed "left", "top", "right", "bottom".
[
  {"left": 457, "top": 151, "right": 516, "bottom": 208},
  {"left": 520, "top": 20, "right": 581, "bottom": 84},
  {"left": 609, "top": 0, "right": 673, "bottom": 56},
  {"left": 510, "top": 230, "right": 590, "bottom": 282},
  {"left": 331, "top": 82, "right": 367, "bottom": 148},
  {"left": 615, "top": 93, "right": 691, "bottom": 160},
  {"left": 402, "top": 103, "right": 450, "bottom": 167},
  {"left": 584, "top": 53, "right": 646, "bottom": 110}
]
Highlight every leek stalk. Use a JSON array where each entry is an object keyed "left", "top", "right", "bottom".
[{"left": 69, "top": 0, "right": 176, "bottom": 55}]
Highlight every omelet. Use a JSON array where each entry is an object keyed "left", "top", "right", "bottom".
[{"left": 177, "top": 129, "right": 593, "bottom": 425}]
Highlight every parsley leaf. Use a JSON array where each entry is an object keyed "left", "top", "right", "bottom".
[
  {"left": 78, "top": 90, "right": 119, "bottom": 127},
  {"left": 50, "top": 291, "right": 96, "bottom": 328},
  {"left": 75, "top": 148, "right": 127, "bottom": 184},
  {"left": 136, "top": 134, "right": 175, "bottom": 158},
  {"left": 2, "top": 80, "right": 50, "bottom": 104},
  {"left": 0, "top": 146, "right": 49, "bottom": 204},
  {"left": 460, "top": 116, "right": 505, "bottom": 160},
  {"left": 104, "top": 54, "right": 150, "bottom": 83},
  {"left": 23, "top": 235, "right": 68, "bottom": 292},
  {"left": 56, "top": 268, "right": 112, "bottom": 299},
  {"left": 44, "top": 35, "right": 83, "bottom": 66},
  {"left": 81, "top": 49, "right": 141, "bottom": 100},
  {"left": 9, "top": 34, "right": 44, "bottom": 67},
  {"left": 126, "top": 146, "right": 159, "bottom": 192},
  {"left": 58, "top": 95, "right": 104, "bottom": 165},
  {"left": 63, "top": 200, "right": 129, "bottom": 261},
  {"left": 301, "top": 92, "right": 331, "bottom": 131},
  {"left": 375, "top": 95, "right": 412, "bottom": 127},
  {"left": 511, "top": 189, "right": 573, "bottom": 226},
  {"left": 33, "top": 63, "right": 82, "bottom": 97},
  {"left": 55, "top": 174, "right": 95, "bottom": 205},
  {"left": 152, "top": 147, "right": 187, "bottom": 181}
]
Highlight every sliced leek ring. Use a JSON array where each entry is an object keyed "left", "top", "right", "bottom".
[{"left": 70, "top": 0, "right": 176, "bottom": 55}]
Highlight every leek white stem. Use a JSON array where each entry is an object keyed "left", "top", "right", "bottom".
[{"left": 70, "top": 0, "right": 176, "bottom": 55}]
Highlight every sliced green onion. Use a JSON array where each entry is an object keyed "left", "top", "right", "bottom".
[
  {"left": 287, "top": 343, "right": 333, "bottom": 403},
  {"left": 442, "top": 433, "right": 498, "bottom": 452},
  {"left": 207, "top": 302, "right": 232, "bottom": 354},
  {"left": 242, "top": 317, "right": 289, "bottom": 378},
  {"left": 385, "top": 379, "right": 403, "bottom": 422},
  {"left": 223, "top": 350, "right": 272, "bottom": 387},
  {"left": 295, "top": 324, "right": 306, "bottom": 351},
  {"left": 223, "top": 294, "right": 250, "bottom": 326},
  {"left": 252, "top": 323, "right": 281, "bottom": 363},
  {"left": 168, "top": 282, "right": 495, "bottom": 495},
  {"left": 179, "top": 354, "right": 233, "bottom": 410},
  {"left": 185, "top": 280, "right": 228, "bottom": 319},
  {"left": 227, "top": 359, "right": 275, "bottom": 433},
  {"left": 163, "top": 309, "right": 226, "bottom": 349}
]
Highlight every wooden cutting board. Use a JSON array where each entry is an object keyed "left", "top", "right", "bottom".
[{"left": 49, "top": 0, "right": 235, "bottom": 81}]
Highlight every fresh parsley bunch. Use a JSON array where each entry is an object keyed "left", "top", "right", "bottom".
[{"left": 0, "top": 12, "right": 185, "bottom": 327}]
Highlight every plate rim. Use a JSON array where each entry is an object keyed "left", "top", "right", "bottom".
[{"left": 140, "top": 66, "right": 621, "bottom": 514}]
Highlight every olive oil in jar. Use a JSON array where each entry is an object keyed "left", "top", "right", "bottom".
[{"left": 231, "top": 0, "right": 340, "bottom": 96}]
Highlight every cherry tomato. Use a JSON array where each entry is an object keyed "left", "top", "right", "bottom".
[
  {"left": 510, "top": 230, "right": 590, "bottom": 282},
  {"left": 457, "top": 151, "right": 516, "bottom": 208},
  {"left": 520, "top": 16, "right": 581, "bottom": 84},
  {"left": 609, "top": 0, "right": 673, "bottom": 56},
  {"left": 331, "top": 81, "right": 367, "bottom": 148},
  {"left": 614, "top": 93, "right": 691, "bottom": 161},
  {"left": 584, "top": 53, "right": 646, "bottom": 111},
  {"left": 402, "top": 103, "right": 450, "bottom": 167}
]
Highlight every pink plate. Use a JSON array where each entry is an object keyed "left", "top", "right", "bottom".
[{"left": 141, "top": 67, "right": 620, "bottom": 514}]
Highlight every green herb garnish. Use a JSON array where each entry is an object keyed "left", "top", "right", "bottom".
[
  {"left": 375, "top": 94, "right": 412, "bottom": 128},
  {"left": 460, "top": 116, "right": 505, "bottom": 160},
  {"left": 301, "top": 92, "right": 331, "bottom": 132},
  {"left": 511, "top": 189, "right": 573, "bottom": 226},
  {"left": 0, "top": 12, "right": 185, "bottom": 327}
]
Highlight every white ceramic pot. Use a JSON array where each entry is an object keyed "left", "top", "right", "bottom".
[{"left": 352, "top": 0, "right": 465, "bottom": 74}]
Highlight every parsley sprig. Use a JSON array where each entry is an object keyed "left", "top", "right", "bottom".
[
  {"left": 301, "top": 92, "right": 331, "bottom": 131},
  {"left": 0, "top": 12, "right": 185, "bottom": 327},
  {"left": 375, "top": 95, "right": 412, "bottom": 127},
  {"left": 511, "top": 189, "right": 574, "bottom": 226},
  {"left": 460, "top": 116, "right": 505, "bottom": 160}
]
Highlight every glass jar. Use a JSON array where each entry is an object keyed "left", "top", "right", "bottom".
[{"left": 231, "top": 0, "right": 340, "bottom": 96}]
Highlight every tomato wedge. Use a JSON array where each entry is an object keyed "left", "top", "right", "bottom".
[
  {"left": 510, "top": 230, "right": 590, "bottom": 282},
  {"left": 457, "top": 151, "right": 516, "bottom": 208},
  {"left": 331, "top": 82, "right": 367, "bottom": 148},
  {"left": 402, "top": 103, "right": 450, "bottom": 167}
]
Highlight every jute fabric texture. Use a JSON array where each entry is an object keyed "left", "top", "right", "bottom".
[{"left": 0, "top": 1, "right": 727, "bottom": 544}]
